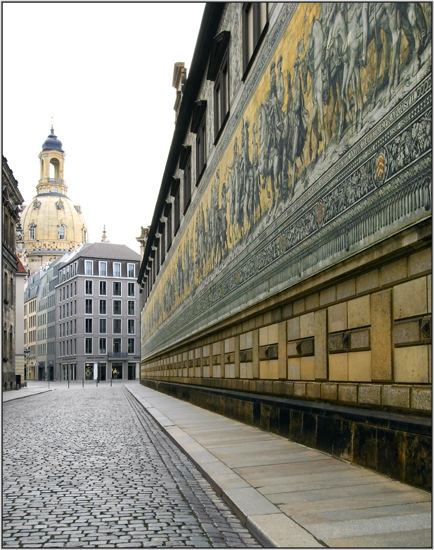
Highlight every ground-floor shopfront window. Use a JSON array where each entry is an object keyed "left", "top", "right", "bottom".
[
  {"left": 112, "top": 363, "right": 122, "bottom": 379},
  {"left": 85, "top": 363, "right": 94, "bottom": 380}
]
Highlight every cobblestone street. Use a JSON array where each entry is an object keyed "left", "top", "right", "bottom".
[{"left": 2, "top": 384, "right": 261, "bottom": 548}]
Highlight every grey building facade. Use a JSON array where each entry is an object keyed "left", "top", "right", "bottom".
[{"left": 55, "top": 243, "right": 141, "bottom": 382}]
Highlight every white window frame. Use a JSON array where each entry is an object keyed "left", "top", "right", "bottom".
[
  {"left": 113, "top": 319, "right": 122, "bottom": 334},
  {"left": 85, "top": 260, "right": 93, "bottom": 276},
  {"left": 113, "top": 262, "right": 121, "bottom": 278},
  {"left": 127, "top": 263, "right": 135, "bottom": 278},
  {"left": 85, "top": 337, "right": 93, "bottom": 354},
  {"left": 128, "top": 319, "right": 135, "bottom": 335},
  {"left": 113, "top": 300, "right": 122, "bottom": 315},
  {"left": 85, "top": 280, "right": 93, "bottom": 295},
  {"left": 99, "top": 261, "right": 107, "bottom": 277}
]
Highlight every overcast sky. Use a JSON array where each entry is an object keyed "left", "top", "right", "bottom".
[{"left": 3, "top": 2, "right": 205, "bottom": 253}]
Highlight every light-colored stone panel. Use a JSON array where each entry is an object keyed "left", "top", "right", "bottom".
[
  {"left": 394, "top": 345, "right": 429, "bottom": 383},
  {"left": 268, "top": 323, "right": 279, "bottom": 344},
  {"left": 329, "top": 353, "right": 348, "bottom": 381},
  {"left": 337, "top": 278, "right": 356, "bottom": 300},
  {"left": 306, "top": 382, "right": 321, "bottom": 399},
  {"left": 314, "top": 309, "right": 327, "bottom": 380},
  {"left": 240, "top": 331, "right": 252, "bottom": 350},
  {"left": 240, "top": 363, "right": 252, "bottom": 379},
  {"left": 287, "top": 317, "right": 300, "bottom": 340},
  {"left": 259, "top": 360, "right": 279, "bottom": 379},
  {"left": 348, "top": 351, "right": 371, "bottom": 382},
  {"left": 380, "top": 257, "right": 408, "bottom": 286},
  {"left": 356, "top": 269, "right": 379, "bottom": 294},
  {"left": 321, "top": 383, "right": 337, "bottom": 401},
  {"left": 338, "top": 384, "right": 358, "bottom": 403},
  {"left": 225, "top": 337, "right": 235, "bottom": 353},
  {"left": 288, "top": 357, "right": 301, "bottom": 380},
  {"left": 305, "top": 292, "right": 320, "bottom": 311},
  {"left": 278, "top": 321, "right": 287, "bottom": 379},
  {"left": 320, "top": 286, "right": 336, "bottom": 306},
  {"left": 293, "top": 382, "right": 306, "bottom": 397},
  {"left": 348, "top": 295, "right": 370, "bottom": 328},
  {"left": 301, "top": 357, "right": 315, "bottom": 380},
  {"left": 300, "top": 312, "right": 315, "bottom": 338},
  {"left": 411, "top": 387, "right": 431, "bottom": 411},
  {"left": 293, "top": 298, "right": 305, "bottom": 315},
  {"left": 225, "top": 364, "right": 235, "bottom": 378},
  {"left": 371, "top": 290, "right": 392, "bottom": 381},
  {"left": 393, "top": 277, "right": 428, "bottom": 319},
  {"left": 408, "top": 248, "right": 431, "bottom": 277},
  {"left": 328, "top": 302, "right": 347, "bottom": 333}
]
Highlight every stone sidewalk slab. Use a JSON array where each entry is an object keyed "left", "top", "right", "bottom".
[
  {"left": 3, "top": 386, "right": 52, "bottom": 402},
  {"left": 125, "top": 383, "right": 432, "bottom": 548}
]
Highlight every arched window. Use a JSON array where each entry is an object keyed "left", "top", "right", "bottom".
[
  {"left": 29, "top": 223, "right": 36, "bottom": 240},
  {"left": 58, "top": 225, "right": 65, "bottom": 240}
]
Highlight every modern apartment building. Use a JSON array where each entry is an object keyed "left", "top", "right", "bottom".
[{"left": 56, "top": 242, "right": 141, "bottom": 381}]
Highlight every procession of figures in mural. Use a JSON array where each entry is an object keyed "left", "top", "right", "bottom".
[{"left": 143, "top": 2, "right": 431, "bottom": 339}]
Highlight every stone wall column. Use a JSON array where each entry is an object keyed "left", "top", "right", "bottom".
[{"left": 371, "top": 289, "right": 392, "bottom": 381}]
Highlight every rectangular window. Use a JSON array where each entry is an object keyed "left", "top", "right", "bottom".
[
  {"left": 85, "top": 299, "right": 92, "bottom": 314},
  {"left": 127, "top": 282, "right": 135, "bottom": 297},
  {"left": 99, "top": 280, "right": 107, "bottom": 295},
  {"left": 113, "top": 262, "right": 121, "bottom": 277},
  {"left": 85, "top": 260, "right": 93, "bottom": 275},
  {"left": 113, "top": 300, "right": 121, "bottom": 315},
  {"left": 113, "top": 319, "right": 121, "bottom": 333},
  {"left": 99, "top": 337, "right": 106, "bottom": 354},
  {"left": 127, "top": 263, "right": 135, "bottom": 278},
  {"left": 99, "top": 318, "right": 107, "bottom": 333},
  {"left": 174, "top": 187, "right": 180, "bottom": 234},
  {"left": 128, "top": 319, "right": 135, "bottom": 334},
  {"left": 99, "top": 299, "right": 106, "bottom": 315},
  {"left": 113, "top": 338, "right": 121, "bottom": 353},
  {"left": 128, "top": 301, "right": 135, "bottom": 315},
  {"left": 183, "top": 154, "right": 192, "bottom": 214},
  {"left": 85, "top": 280, "right": 93, "bottom": 295},
  {"left": 99, "top": 261, "right": 107, "bottom": 276},
  {"left": 128, "top": 338, "right": 135, "bottom": 354},
  {"left": 243, "top": 3, "right": 268, "bottom": 77},
  {"left": 85, "top": 318, "right": 93, "bottom": 333},
  {"left": 113, "top": 282, "right": 121, "bottom": 296},
  {"left": 74, "top": 281, "right": 77, "bottom": 295},
  {"left": 85, "top": 338, "right": 92, "bottom": 354},
  {"left": 166, "top": 204, "right": 172, "bottom": 251},
  {"left": 196, "top": 114, "right": 207, "bottom": 184},
  {"left": 214, "top": 55, "right": 229, "bottom": 141}
]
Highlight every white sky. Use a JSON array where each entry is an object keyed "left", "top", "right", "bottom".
[{"left": 3, "top": 2, "right": 205, "bottom": 254}]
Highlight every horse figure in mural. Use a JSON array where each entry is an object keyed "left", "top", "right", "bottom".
[{"left": 302, "top": 12, "right": 327, "bottom": 161}]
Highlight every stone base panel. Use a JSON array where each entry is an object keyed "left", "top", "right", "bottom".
[{"left": 141, "top": 222, "right": 432, "bottom": 414}]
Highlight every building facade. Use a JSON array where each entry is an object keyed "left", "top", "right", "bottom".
[
  {"left": 56, "top": 243, "right": 141, "bottom": 382},
  {"left": 138, "top": 3, "right": 432, "bottom": 489},
  {"left": 18, "top": 127, "right": 88, "bottom": 275},
  {"left": 15, "top": 256, "right": 27, "bottom": 385},
  {"left": 2, "top": 156, "right": 24, "bottom": 390}
]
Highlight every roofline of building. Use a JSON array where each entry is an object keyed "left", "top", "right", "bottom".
[{"left": 138, "top": 2, "right": 225, "bottom": 285}]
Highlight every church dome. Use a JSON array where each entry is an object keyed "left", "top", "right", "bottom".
[
  {"left": 20, "top": 194, "right": 87, "bottom": 258},
  {"left": 42, "top": 128, "right": 63, "bottom": 152}
]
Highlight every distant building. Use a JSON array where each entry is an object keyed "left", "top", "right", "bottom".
[
  {"left": 18, "top": 126, "right": 88, "bottom": 275},
  {"left": 55, "top": 242, "right": 141, "bottom": 382},
  {"left": 2, "top": 156, "right": 24, "bottom": 390},
  {"left": 15, "top": 256, "right": 27, "bottom": 386}
]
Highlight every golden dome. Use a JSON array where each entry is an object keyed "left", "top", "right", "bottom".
[{"left": 20, "top": 193, "right": 87, "bottom": 256}]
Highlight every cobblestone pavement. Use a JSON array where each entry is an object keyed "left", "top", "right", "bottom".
[{"left": 3, "top": 383, "right": 262, "bottom": 548}]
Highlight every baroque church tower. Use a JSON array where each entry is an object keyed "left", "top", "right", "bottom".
[{"left": 17, "top": 126, "right": 88, "bottom": 274}]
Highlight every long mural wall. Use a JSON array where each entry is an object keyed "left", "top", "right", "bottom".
[{"left": 142, "top": 2, "right": 432, "bottom": 360}]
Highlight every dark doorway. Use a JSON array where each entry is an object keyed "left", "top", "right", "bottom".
[
  {"left": 98, "top": 363, "right": 106, "bottom": 381},
  {"left": 38, "top": 365, "right": 45, "bottom": 381},
  {"left": 128, "top": 363, "right": 135, "bottom": 380},
  {"left": 85, "top": 363, "right": 93, "bottom": 380},
  {"left": 112, "top": 363, "right": 123, "bottom": 380}
]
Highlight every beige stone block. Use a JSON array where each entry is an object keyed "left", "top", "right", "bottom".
[
  {"left": 252, "top": 329, "right": 259, "bottom": 379},
  {"left": 240, "top": 363, "right": 252, "bottom": 379},
  {"left": 300, "top": 312, "right": 315, "bottom": 338},
  {"left": 288, "top": 358, "right": 301, "bottom": 380},
  {"left": 321, "top": 383, "right": 337, "bottom": 401},
  {"left": 202, "top": 345, "right": 210, "bottom": 357},
  {"left": 306, "top": 382, "right": 321, "bottom": 399},
  {"left": 213, "top": 341, "right": 222, "bottom": 354},
  {"left": 287, "top": 317, "right": 300, "bottom": 340},
  {"left": 382, "top": 385, "right": 410, "bottom": 409},
  {"left": 225, "top": 364, "right": 235, "bottom": 378},
  {"left": 202, "top": 365, "right": 210, "bottom": 378},
  {"left": 350, "top": 329, "right": 370, "bottom": 350},
  {"left": 195, "top": 367, "right": 201, "bottom": 377},
  {"left": 337, "top": 278, "right": 356, "bottom": 300},
  {"left": 338, "top": 384, "right": 358, "bottom": 403},
  {"left": 371, "top": 289, "right": 392, "bottom": 381},
  {"left": 195, "top": 348, "right": 201, "bottom": 359},
  {"left": 259, "top": 326, "right": 268, "bottom": 346},
  {"left": 278, "top": 321, "right": 287, "bottom": 379},
  {"left": 293, "top": 298, "right": 305, "bottom": 315},
  {"left": 328, "top": 302, "right": 347, "bottom": 333},
  {"left": 380, "top": 257, "right": 408, "bottom": 286},
  {"left": 329, "top": 353, "right": 348, "bottom": 381},
  {"left": 282, "top": 302, "right": 293, "bottom": 320},
  {"left": 320, "top": 286, "right": 336, "bottom": 306},
  {"left": 348, "top": 351, "right": 371, "bottom": 381},
  {"left": 300, "top": 357, "right": 315, "bottom": 380},
  {"left": 394, "top": 319, "right": 421, "bottom": 345},
  {"left": 183, "top": 351, "right": 188, "bottom": 360},
  {"left": 259, "top": 360, "right": 279, "bottom": 379},
  {"left": 408, "top": 248, "right": 431, "bottom": 277},
  {"left": 394, "top": 345, "right": 429, "bottom": 383},
  {"left": 213, "top": 365, "right": 222, "bottom": 378},
  {"left": 314, "top": 309, "right": 328, "bottom": 380},
  {"left": 411, "top": 387, "right": 431, "bottom": 411},
  {"left": 427, "top": 275, "right": 431, "bottom": 314},
  {"left": 240, "top": 331, "right": 252, "bottom": 350},
  {"left": 293, "top": 382, "right": 306, "bottom": 397},
  {"left": 305, "top": 292, "right": 319, "bottom": 311},
  {"left": 348, "top": 295, "right": 370, "bottom": 328},
  {"left": 268, "top": 323, "right": 279, "bottom": 344},
  {"left": 225, "top": 337, "right": 235, "bottom": 353},
  {"left": 356, "top": 269, "right": 379, "bottom": 294},
  {"left": 393, "top": 277, "right": 428, "bottom": 319}
]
